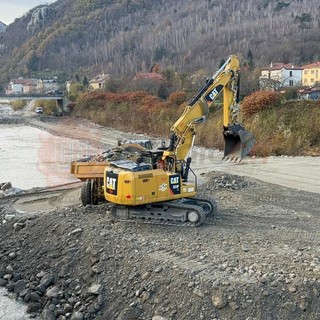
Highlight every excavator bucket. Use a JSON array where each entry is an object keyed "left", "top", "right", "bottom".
[{"left": 223, "top": 124, "right": 255, "bottom": 161}]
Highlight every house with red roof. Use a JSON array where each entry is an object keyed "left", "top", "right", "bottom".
[{"left": 260, "top": 62, "right": 302, "bottom": 90}]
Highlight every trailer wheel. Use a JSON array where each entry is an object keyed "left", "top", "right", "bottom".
[
  {"left": 91, "top": 179, "right": 99, "bottom": 205},
  {"left": 81, "top": 180, "right": 92, "bottom": 206}
]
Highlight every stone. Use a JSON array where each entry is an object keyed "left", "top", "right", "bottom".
[
  {"left": 41, "top": 309, "right": 56, "bottom": 320},
  {"left": 283, "top": 302, "right": 296, "bottom": 312},
  {"left": 19, "top": 289, "right": 28, "bottom": 298},
  {"left": 40, "top": 273, "right": 54, "bottom": 288},
  {"left": 63, "top": 303, "right": 73, "bottom": 313},
  {"left": 29, "top": 292, "right": 41, "bottom": 302},
  {"left": 241, "top": 244, "right": 249, "bottom": 252},
  {"left": 212, "top": 293, "right": 227, "bottom": 309},
  {"left": 12, "top": 273, "right": 21, "bottom": 282},
  {"left": 0, "top": 279, "right": 7, "bottom": 287},
  {"left": 1, "top": 181, "right": 12, "bottom": 191},
  {"left": 141, "top": 271, "right": 151, "bottom": 280},
  {"left": 46, "top": 286, "right": 61, "bottom": 298},
  {"left": 71, "top": 311, "right": 84, "bottom": 320},
  {"left": 287, "top": 285, "right": 297, "bottom": 293},
  {"left": 13, "top": 279, "right": 27, "bottom": 294},
  {"left": 4, "top": 214, "right": 16, "bottom": 221},
  {"left": 68, "top": 228, "right": 83, "bottom": 236},
  {"left": 8, "top": 252, "right": 17, "bottom": 259},
  {"left": 13, "top": 222, "right": 26, "bottom": 231},
  {"left": 88, "top": 283, "right": 102, "bottom": 295},
  {"left": 154, "top": 266, "right": 163, "bottom": 273},
  {"left": 140, "top": 291, "right": 151, "bottom": 302},
  {"left": 300, "top": 299, "right": 309, "bottom": 311},
  {"left": 229, "top": 301, "right": 240, "bottom": 310},
  {"left": 26, "top": 302, "right": 41, "bottom": 313}
]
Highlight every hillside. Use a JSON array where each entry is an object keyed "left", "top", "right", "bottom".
[
  {"left": 0, "top": 0, "right": 319, "bottom": 84},
  {"left": 69, "top": 90, "right": 320, "bottom": 157}
]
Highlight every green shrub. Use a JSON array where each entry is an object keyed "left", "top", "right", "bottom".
[{"left": 11, "top": 100, "right": 27, "bottom": 111}]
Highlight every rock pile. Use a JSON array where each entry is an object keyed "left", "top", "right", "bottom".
[
  {"left": 200, "top": 172, "right": 255, "bottom": 190},
  {"left": 0, "top": 182, "right": 23, "bottom": 197}
]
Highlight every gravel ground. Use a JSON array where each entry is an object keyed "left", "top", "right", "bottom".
[
  {"left": 1, "top": 104, "right": 320, "bottom": 319},
  {"left": 1, "top": 172, "right": 320, "bottom": 320}
]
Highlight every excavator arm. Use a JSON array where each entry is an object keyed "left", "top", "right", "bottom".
[{"left": 163, "top": 55, "right": 255, "bottom": 165}]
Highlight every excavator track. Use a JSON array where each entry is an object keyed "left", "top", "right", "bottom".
[
  {"left": 110, "top": 201, "right": 207, "bottom": 227},
  {"left": 181, "top": 196, "right": 217, "bottom": 216}
]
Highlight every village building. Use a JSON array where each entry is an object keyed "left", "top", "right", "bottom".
[
  {"left": 301, "top": 61, "right": 320, "bottom": 87},
  {"left": 260, "top": 63, "right": 302, "bottom": 90}
]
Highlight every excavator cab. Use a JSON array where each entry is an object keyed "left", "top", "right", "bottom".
[{"left": 223, "top": 124, "right": 255, "bottom": 161}]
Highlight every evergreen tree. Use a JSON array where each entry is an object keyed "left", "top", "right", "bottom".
[
  {"left": 83, "top": 76, "right": 89, "bottom": 88},
  {"left": 247, "top": 50, "right": 255, "bottom": 70}
]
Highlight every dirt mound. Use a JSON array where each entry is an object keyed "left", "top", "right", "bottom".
[{"left": 1, "top": 173, "right": 320, "bottom": 319}]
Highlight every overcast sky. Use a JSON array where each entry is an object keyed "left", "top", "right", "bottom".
[{"left": 0, "top": 0, "right": 56, "bottom": 25}]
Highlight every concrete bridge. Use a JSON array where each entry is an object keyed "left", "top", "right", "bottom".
[{"left": 0, "top": 94, "right": 68, "bottom": 109}]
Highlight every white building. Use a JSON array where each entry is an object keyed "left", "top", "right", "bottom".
[
  {"left": 6, "top": 78, "right": 38, "bottom": 94},
  {"left": 37, "top": 79, "right": 59, "bottom": 93},
  {"left": 260, "top": 63, "right": 302, "bottom": 90}
]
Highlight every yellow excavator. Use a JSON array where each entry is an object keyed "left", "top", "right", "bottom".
[{"left": 104, "top": 55, "right": 255, "bottom": 226}]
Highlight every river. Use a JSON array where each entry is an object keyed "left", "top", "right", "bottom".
[
  {"left": 0, "top": 118, "right": 103, "bottom": 190},
  {"left": 0, "top": 288, "right": 31, "bottom": 320}
]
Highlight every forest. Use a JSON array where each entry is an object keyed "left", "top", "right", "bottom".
[{"left": 0, "top": 0, "right": 319, "bottom": 85}]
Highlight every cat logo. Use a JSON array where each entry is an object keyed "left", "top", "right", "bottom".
[
  {"left": 205, "top": 84, "right": 223, "bottom": 102},
  {"left": 106, "top": 172, "right": 118, "bottom": 195},
  {"left": 208, "top": 88, "right": 219, "bottom": 100},
  {"left": 170, "top": 177, "right": 179, "bottom": 184},
  {"left": 169, "top": 174, "right": 180, "bottom": 195},
  {"left": 107, "top": 177, "right": 116, "bottom": 190}
]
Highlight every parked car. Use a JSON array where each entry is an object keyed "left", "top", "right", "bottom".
[
  {"left": 35, "top": 107, "right": 43, "bottom": 114},
  {"left": 45, "top": 90, "right": 64, "bottom": 96}
]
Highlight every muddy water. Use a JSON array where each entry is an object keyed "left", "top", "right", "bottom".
[{"left": 0, "top": 124, "right": 103, "bottom": 190}]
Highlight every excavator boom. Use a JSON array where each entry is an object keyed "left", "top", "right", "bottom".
[{"left": 164, "top": 55, "right": 254, "bottom": 163}]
